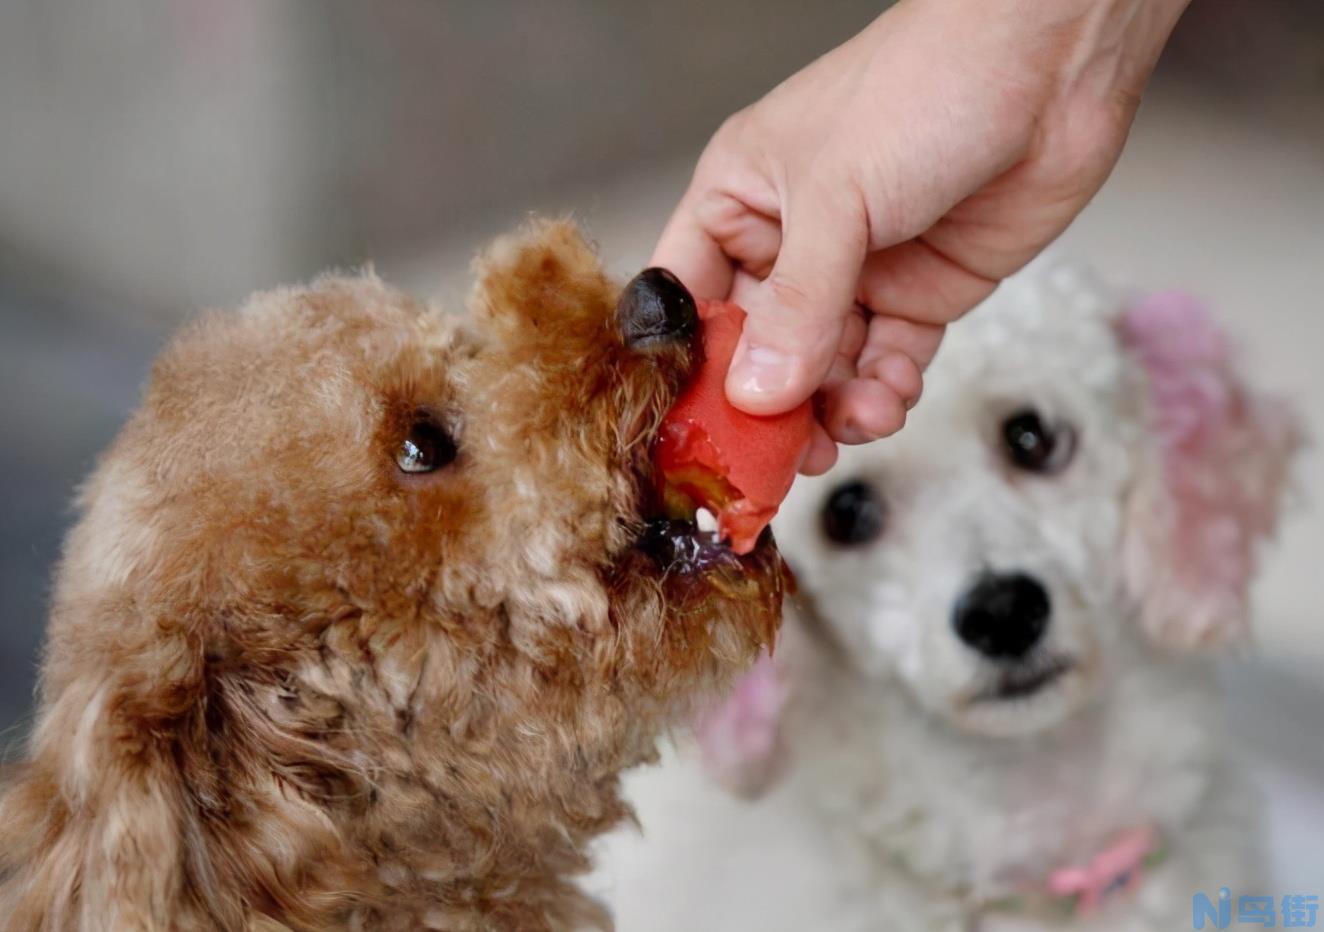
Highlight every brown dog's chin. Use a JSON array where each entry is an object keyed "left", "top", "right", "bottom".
[{"left": 634, "top": 518, "right": 787, "bottom": 656}]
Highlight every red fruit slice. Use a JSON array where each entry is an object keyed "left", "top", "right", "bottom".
[{"left": 654, "top": 300, "right": 814, "bottom": 554}]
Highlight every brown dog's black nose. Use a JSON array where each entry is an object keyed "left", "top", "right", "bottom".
[{"left": 616, "top": 267, "right": 698, "bottom": 350}]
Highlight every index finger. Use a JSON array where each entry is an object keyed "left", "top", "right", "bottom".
[{"left": 650, "top": 195, "right": 736, "bottom": 301}]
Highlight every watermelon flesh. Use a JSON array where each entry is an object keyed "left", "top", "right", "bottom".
[{"left": 654, "top": 300, "right": 814, "bottom": 554}]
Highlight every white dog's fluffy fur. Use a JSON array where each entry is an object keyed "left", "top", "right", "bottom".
[{"left": 595, "top": 264, "right": 1298, "bottom": 931}]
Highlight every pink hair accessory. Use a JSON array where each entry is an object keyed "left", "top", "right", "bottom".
[{"left": 1047, "top": 826, "right": 1159, "bottom": 916}]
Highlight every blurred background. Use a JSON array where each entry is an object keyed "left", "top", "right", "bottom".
[{"left": 1, "top": 0, "right": 1320, "bottom": 901}]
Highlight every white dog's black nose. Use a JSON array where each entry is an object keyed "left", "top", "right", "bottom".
[{"left": 953, "top": 573, "right": 1050, "bottom": 661}]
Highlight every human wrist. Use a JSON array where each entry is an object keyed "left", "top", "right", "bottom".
[
  {"left": 1018, "top": 0, "right": 1193, "bottom": 103},
  {"left": 870, "top": 0, "right": 1191, "bottom": 99}
]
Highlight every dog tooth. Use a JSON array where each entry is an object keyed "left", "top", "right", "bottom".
[{"left": 695, "top": 507, "right": 718, "bottom": 534}]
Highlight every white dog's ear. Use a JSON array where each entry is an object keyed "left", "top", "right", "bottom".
[
  {"left": 694, "top": 652, "right": 787, "bottom": 798},
  {"left": 1119, "top": 292, "right": 1301, "bottom": 650}
]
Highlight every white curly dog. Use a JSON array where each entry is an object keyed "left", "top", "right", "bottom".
[{"left": 596, "top": 265, "right": 1299, "bottom": 931}]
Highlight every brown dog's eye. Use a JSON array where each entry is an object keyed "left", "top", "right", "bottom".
[
  {"left": 1002, "top": 409, "right": 1075, "bottom": 474},
  {"left": 396, "top": 418, "right": 457, "bottom": 474}
]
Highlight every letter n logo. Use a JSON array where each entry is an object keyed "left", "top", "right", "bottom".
[{"left": 1193, "top": 888, "right": 1232, "bottom": 929}]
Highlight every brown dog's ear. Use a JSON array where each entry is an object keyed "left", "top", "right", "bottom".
[
  {"left": 468, "top": 217, "right": 619, "bottom": 361},
  {"left": 694, "top": 652, "right": 788, "bottom": 799},
  {"left": 0, "top": 646, "right": 225, "bottom": 928},
  {"left": 1119, "top": 292, "right": 1302, "bottom": 650},
  {"left": 0, "top": 602, "right": 363, "bottom": 928}
]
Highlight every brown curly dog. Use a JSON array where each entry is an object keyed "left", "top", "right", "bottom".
[{"left": 0, "top": 221, "right": 784, "bottom": 931}]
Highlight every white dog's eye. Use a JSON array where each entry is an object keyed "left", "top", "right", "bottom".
[
  {"left": 396, "top": 417, "right": 458, "bottom": 474},
  {"left": 1002, "top": 409, "right": 1075, "bottom": 474},
  {"left": 821, "top": 480, "right": 886, "bottom": 546}
]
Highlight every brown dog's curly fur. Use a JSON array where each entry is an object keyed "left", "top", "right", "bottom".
[{"left": 0, "top": 221, "right": 782, "bottom": 930}]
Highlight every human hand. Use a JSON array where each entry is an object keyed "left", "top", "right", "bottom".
[{"left": 652, "top": 0, "right": 1190, "bottom": 473}]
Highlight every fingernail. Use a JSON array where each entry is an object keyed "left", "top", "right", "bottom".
[
  {"left": 731, "top": 344, "right": 796, "bottom": 398},
  {"left": 837, "top": 420, "right": 871, "bottom": 445}
]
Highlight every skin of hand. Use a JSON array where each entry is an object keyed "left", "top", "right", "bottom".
[{"left": 651, "top": 0, "right": 1192, "bottom": 474}]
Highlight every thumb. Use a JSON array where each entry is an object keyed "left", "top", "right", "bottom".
[{"left": 726, "top": 189, "right": 866, "bottom": 415}]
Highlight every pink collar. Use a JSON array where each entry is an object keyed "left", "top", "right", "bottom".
[{"left": 1045, "top": 826, "right": 1161, "bottom": 916}]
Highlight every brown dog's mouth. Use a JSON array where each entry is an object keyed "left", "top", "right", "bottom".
[
  {"left": 638, "top": 516, "right": 771, "bottom": 574},
  {"left": 636, "top": 515, "right": 787, "bottom": 618}
]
